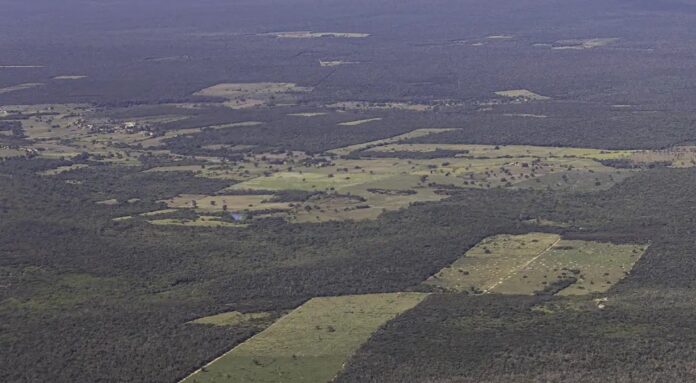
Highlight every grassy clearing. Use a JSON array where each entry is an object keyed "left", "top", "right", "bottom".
[
  {"left": 365, "top": 143, "right": 633, "bottom": 160},
  {"left": 162, "top": 194, "right": 291, "bottom": 213},
  {"left": 495, "top": 240, "right": 647, "bottom": 295},
  {"left": 0, "top": 148, "right": 26, "bottom": 158},
  {"left": 96, "top": 199, "right": 119, "bottom": 205},
  {"left": 37, "top": 164, "right": 89, "bottom": 176},
  {"left": 552, "top": 37, "right": 619, "bottom": 50},
  {"left": 181, "top": 292, "right": 427, "bottom": 383},
  {"left": 319, "top": 61, "right": 358, "bottom": 67},
  {"left": 494, "top": 89, "right": 550, "bottom": 101},
  {"left": 328, "top": 101, "right": 433, "bottom": 112},
  {"left": 229, "top": 171, "right": 386, "bottom": 193},
  {"left": 423, "top": 233, "right": 560, "bottom": 293},
  {"left": 52, "top": 75, "right": 87, "bottom": 80},
  {"left": 288, "top": 112, "right": 327, "bottom": 117},
  {"left": 149, "top": 216, "right": 246, "bottom": 228},
  {"left": 194, "top": 83, "right": 312, "bottom": 109},
  {"left": 189, "top": 311, "right": 272, "bottom": 327},
  {"left": 627, "top": 146, "right": 696, "bottom": 168},
  {"left": 327, "top": 128, "right": 456, "bottom": 156},
  {"left": 0, "top": 83, "right": 44, "bottom": 95},
  {"left": 423, "top": 233, "right": 647, "bottom": 296},
  {"left": 260, "top": 31, "right": 369, "bottom": 39},
  {"left": 338, "top": 118, "right": 382, "bottom": 126}
]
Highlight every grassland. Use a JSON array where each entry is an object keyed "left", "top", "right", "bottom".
[
  {"left": 189, "top": 311, "right": 272, "bottom": 327},
  {"left": 327, "top": 128, "right": 457, "bottom": 156},
  {"left": 494, "top": 89, "right": 551, "bottom": 101},
  {"left": 194, "top": 83, "right": 312, "bottom": 109},
  {"left": 423, "top": 233, "right": 560, "bottom": 293},
  {"left": 327, "top": 101, "right": 434, "bottom": 112},
  {"left": 423, "top": 233, "right": 646, "bottom": 296},
  {"left": 260, "top": 31, "right": 370, "bottom": 39},
  {"left": 161, "top": 194, "right": 292, "bottom": 213},
  {"left": 149, "top": 216, "right": 247, "bottom": 228},
  {"left": 364, "top": 143, "right": 633, "bottom": 160},
  {"left": 338, "top": 118, "right": 383, "bottom": 126},
  {"left": 552, "top": 37, "right": 619, "bottom": 50},
  {"left": 52, "top": 75, "right": 87, "bottom": 80},
  {"left": 181, "top": 293, "right": 427, "bottom": 383},
  {"left": 0, "top": 82, "right": 44, "bottom": 95},
  {"left": 496, "top": 240, "right": 647, "bottom": 295}
]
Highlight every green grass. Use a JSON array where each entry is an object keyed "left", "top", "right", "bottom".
[
  {"left": 189, "top": 311, "right": 272, "bottom": 327},
  {"left": 423, "top": 233, "right": 560, "bottom": 293},
  {"left": 495, "top": 240, "right": 647, "bottom": 295},
  {"left": 423, "top": 234, "right": 646, "bottom": 296},
  {"left": 182, "top": 292, "right": 428, "bottom": 383}
]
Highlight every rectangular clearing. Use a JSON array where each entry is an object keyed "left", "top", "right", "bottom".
[
  {"left": 181, "top": 292, "right": 427, "bottom": 383},
  {"left": 423, "top": 233, "right": 560, "bottom": 293},
  {"left": 423, "top": 233, "right": 646, "bottom": 296}
]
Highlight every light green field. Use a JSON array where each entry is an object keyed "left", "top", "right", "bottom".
[
  {"left": 37, "top": 164, "right": 89, "bottom": 176},
  {"left": 494, "top": 89, "right": 550, "bottom": 100},
  {"left": 365, "top": 143, "right": 633, "bottom": 161},
  {"left": 423, "top": 233, "right": 647, "bottom": 296},
  {"left": 0, "top": 82, "right": 44, "bottom": 95},
  {"left": 261, "top": 31, "right": 370, "bottom": 39},
  {"left": 0, "top": 148, "right": 25, "bottom": 158},
  {"left": 229, "top": 171, "right": 387, "bottom": 192},
  {"left": 149, "top": 216, "right": 246, "bottom": 228},
  {"left": 327, "top": 128, "right": 457, "bottom": 156},
  {"left": 423, "top": 233, "right": 560, "bottom": 293},
  {"left": 189, "top": 311, "right": 272, "bottom": 327},
  {"left": 495, "top": 240, "right": 647, "bottom": 295},
  {"left": 181, "top": 292, "right": 428, "bottom": 383},
  {"left": 338, "top": 117, "right": 382, "bottom": 126}
]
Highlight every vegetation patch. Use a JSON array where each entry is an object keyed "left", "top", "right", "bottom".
[
  {"left": 181, "top": 292, "right": 427, "bottom": 383},
  {"left": 494, "top": 89, "right": 550, "bottom": 101},
  {"left": 0, "top": 83, "right": 44, "bottom": 95},
  {"left": 260, "top": 31, "right": 370, "bottom": 39},
  {"left": 423, "top": 233, "right": 647, "bottom": 296},
  {"left": 194, "top": 83, "right": 312, "bottom": 109},
  {"left": 189, "top": 311, "right": 273, "bottom": 327},
  {"left": 338, "top": 118, "right": 382, "bottom": 126},
  {"left": 423, "top": 233, "right": 560, "bottom": 293}
]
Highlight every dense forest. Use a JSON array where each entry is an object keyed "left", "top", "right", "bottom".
[{"left": 4, "top": 0, "right": 696, "bottom": 382}]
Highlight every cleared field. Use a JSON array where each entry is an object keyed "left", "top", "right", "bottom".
[
  {"left": 162, "top": 194, "right": 291, "bottom": 213},
  {"left": 327, "top": 128, "right": 456, "bottom": 156},
  {"left": 52, "top": 75, "right": 87, "bottom": 80},
  {"left": 0, "top": 65, "right": 45, "bottom": 68},
  {"left": 149, "top": 216, "right": 246, "bottom": 228},
  {"left": 494, "top": 89, "right": 550, "bottom": 101},
  {"left": 496, "top": 240, "right": 647, "bottom": 295},
  {"left": 364, "top": 143, "right": 633, "bottom": 160},
  {"left": 228, "top": 171, "right": 387, "bottom": 193},
  {"left": 328, "top": 101, "right": 433, "bottom": 112},
  {"left": 38, "top": 164, "right": 89, "bottom": 176},
  {"left": 0, "top": 83, "right": 44, "bottom": 95},
  {"left": 96, "top": 199, "right": 119, "bottom": 205},
  {"left": 194, "top": 82, "right": 311, "bottom": 109},
  {"left": 423, "top": 233, "right": 560, "bottom": 293},
  {"left": 319, "top": 60, "right": 358, "bottom": 67},
  {"left": 261, "top": 31, "right": 369, "bottom": 38},
  {"left": 423, "top": 233, "right": 647, "bottom": 296},
  {"left": 338, "top": 118, "right": 382, "bottom": 126},
  {"left": 552, "top": 37, "right": 619, "bottom": 50},
  {"left": 189, "top": 311, "right": 272, "bottom": 327},
  {"left": 288, "top": 112, "right": 326, "bottom": 117},
  {"left": 181, "top": 292, "right": 427, "bottom": 383},
  {"left": 627, "top": 146, "right": 696, "bottom": 168},
  {"left": 0, "top": 148, "right": 26, "bottom": 158}
]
